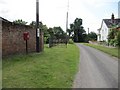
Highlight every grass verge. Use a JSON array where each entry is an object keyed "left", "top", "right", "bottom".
[
  {"left": 83, "top": 43, "right": 118, "bottom": 58},
  {"left": 2, "top": 44, "right": 79, "bottom": 88}
]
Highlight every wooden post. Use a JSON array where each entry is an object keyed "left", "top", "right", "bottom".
[
  {"left": 36, "top": 0, "right": 40, "bottom": 52},
  {"left": 26, "top": 40, "right": 28, "bottom": 54}
]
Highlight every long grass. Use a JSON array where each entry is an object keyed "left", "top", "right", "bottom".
[
  {"left": 83, "top": 43, "right": 118, "bottom": 57},
  {"left": 2, "top": 44, "right": 79, "bottom": 88}
]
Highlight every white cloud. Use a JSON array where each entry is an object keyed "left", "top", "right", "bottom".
[
  {"left": 0, "top": 0, "right": 6, "bottom": 4},
  {"left": 0, "top": 0, "right": 119, "bottom": 32}
]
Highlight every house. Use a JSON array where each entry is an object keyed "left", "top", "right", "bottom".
[
  {"left": 118, "top": 1, "right": 120, "bottom": 18},
  {"left": 97, "top": 14, "right": 120, "bottom": 42}
]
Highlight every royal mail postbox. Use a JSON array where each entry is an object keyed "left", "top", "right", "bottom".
[{"left": 23, "top": 32, "right": 29, "bottom": 40}]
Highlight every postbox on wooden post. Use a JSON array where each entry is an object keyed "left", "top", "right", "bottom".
[{"left": 23, "top": 32, "right": 29, "bottom": 54}]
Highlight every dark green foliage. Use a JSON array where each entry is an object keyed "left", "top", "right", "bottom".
[
  {"left": 108, "top": 29, "right": 117, "bottom": 39},
  {"left": 53, "top": 27, "right": 66, "bottom": 39},
  {"left": 117, "top": 31, "right": 120, "bottom": 47},
  {"left": 108, "top": 27, "right": 119, "bottom": 47},
  {"left": 29, "top": 21, "right": 36, "bottom": 26},
  {"left": 68, "top": 18, "right": 86, "bottom": 42},
  {"left": 30, "top": 21, "right": 50, "bottom": 44},
  {"left": 13, "top": 19, "right": 28, "bottom": 25},
  {"left": 67, "top": 24, "right": 74, "bottom": 37},
  {"left": 87, "top": 32, "right": 97, "bottom": 41},
  {"left": 48, "top": 27, "right": 67, "bottom": 47}
]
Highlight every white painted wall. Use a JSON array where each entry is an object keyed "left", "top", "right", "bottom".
[
  {"left": 118, "top": 1, "right": 120, "bottom": 18},
  {"left": 99, "top": 21, "right": 109, "bottom": 42},
  {"left": 97, "top": 29, "right": 101, "bottom": 41}
]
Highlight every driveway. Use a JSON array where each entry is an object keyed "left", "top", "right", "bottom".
[{"left": 73, "top": 43, "right": 118, "bottom": 88}]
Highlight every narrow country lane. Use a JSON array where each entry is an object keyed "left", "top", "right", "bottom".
[{"left": 73, "top": 43, "right": 118, "bottom": 88}]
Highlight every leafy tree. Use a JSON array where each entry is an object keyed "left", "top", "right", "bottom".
[
  {"left": 70, "top": 18, "right": 86, "bottom": 42},
  {"left": 13, "top": 19, "right": 27, "bottom": 25},
  {"left": 67, "top": 24, "right": 74, "bottom": 37},
  {"left": 30, "top": 21, "right": 48, "bottom": 33},
  {"left": 117, "top": 31, "right": 120, "bottom": 47},
  {"left": 108, "top": 29, "right": 117, "bottom": 39},
  {"left": 108, "top": 25, "right": 119, "bottom": 46},
  {"left": 48, "top": 28, "right": 54, "bottom": 37},
  {"left": 29, "top": 21, "right": 66, "bottom": 44},
  {"left": 53, "top": 27, "right": 65, "bottom": 39},
  {"left": 87, "top": 32, "right": 97, "bottom": 41},
  {"left": 30, "top": 21, "right": 36, "bottom": 26},
  {"left": 30, "top": 21, "right": 49, "bottom": 43}
]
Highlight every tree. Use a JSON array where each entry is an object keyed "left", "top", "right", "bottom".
[
  {"left": 13, "top": 19, "right": 27, "bottom": 25},
  {"left": 117, "top": 31, "right": 120, "bottom": 47},
  {"left": 67, "top": 24, "right": 74, "bottom": 37},
  {"left": 108, "top": 29, "right": 117, "bottom": 39},
  {"left": 30, "top": 21, "right": 36, "bottom": 26},
  {"left": 70, "top": 18, "right": 86, "bottom": 42},
  {"left": 108, "top": 25, "right": 119, "bottom": 46},
  {"left": 30, "top": 21, "right": 49, "bottom": 43},
  {"left": 48, "top": 28, "right": 54, "bottom": 37},
  {"left": 87, "top": 32, "right": 97, "bottom": 41},
  {"left": 53, "top": 27, "right": 65, "bottom": 39}
]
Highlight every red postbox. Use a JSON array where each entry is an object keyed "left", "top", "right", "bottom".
[
  {"left": 23, "top": 32, "right": 29, "bottom": 40},
  {"left": 23, "top": 32, "right": 29, "bottom": 54}
]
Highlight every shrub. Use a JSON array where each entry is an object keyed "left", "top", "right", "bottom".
[
  {"left": 68, "top": 39, "right": 74, "bottom": 44},
  {"left": 109, "top": 39, "right": 118, "bottom": 47},
  {"left": 117, "top": 31, "right": 120, "bottom": 47}
]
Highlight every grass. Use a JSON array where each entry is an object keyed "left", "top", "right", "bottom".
[
  {"left": 2, "top": 44, "right": 79, "bottom": 88},
  {"left": 83, "top": 43, "right": 118, "bottom": 58}
]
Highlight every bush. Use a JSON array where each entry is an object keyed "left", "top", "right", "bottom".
[
  {"left": 117, "top": 31, "right": 120, "bottom": 47},
  {"left": 68, "top": 39, "right": 74, "bottom": 44},
  {"left": 109, "top": 39, "right": 118, "bottom": 47}
]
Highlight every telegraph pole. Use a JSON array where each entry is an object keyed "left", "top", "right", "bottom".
[
  {"left": 88, "top": 28, "right": 89, "bottom": 34},
  {"left": 36, "top": 0, "right": 40, "bottom": 52},
  {"left": 65, "top": 0, "right": 69, "bottom": 47},
  {"left": 66, "top": 0, "right": 69, "bottom": 33}
]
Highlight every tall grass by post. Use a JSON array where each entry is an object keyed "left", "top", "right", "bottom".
[
  {"left": 3, "top": 44, "right": 79, "bottom": 88},
  {"left": 83, "top": 43, "right": 118, "bottom": 58}
]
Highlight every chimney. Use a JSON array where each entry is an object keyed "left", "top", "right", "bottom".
[{"left": 111, "top": 13, "right": 115, "bottom": 23}]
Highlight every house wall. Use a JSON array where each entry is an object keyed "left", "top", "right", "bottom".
[
  {"left": 97, "top": 34, "right": 100, "bottom": 41},
  {"left": 118, "top": 1, "right": 120, "bottom": 18},
  {"left": 100, "top": 21, "right": 109, "bottom": 42},
  {"left": 2, "top": 21, "right": 37, "bottom": 56},
  {"left": 0, "top": 20, "right": 1, "bottom": 89},
  {"left": 97, "top": 29, "right": 101, "bottom": 41}
]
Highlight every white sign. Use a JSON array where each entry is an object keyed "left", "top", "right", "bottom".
[
  {"left": 36, "top": 0, "right": 39, "bottom": 2},
  {"left": 37, "top": 28, "right": 40, "bottom": 37}
]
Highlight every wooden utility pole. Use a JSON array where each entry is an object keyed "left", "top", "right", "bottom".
[
  {"left": 88, "top": 28, "right": 89, "bottom": 34},
  {"left": 66, "top": 0, "right": 69, "bottom": 33},
  {"left": 65, "top": 0, "right": 69, "bottom": 47},
  {"left": 36, "top": 0, "right": 40, "bottom": 52}
]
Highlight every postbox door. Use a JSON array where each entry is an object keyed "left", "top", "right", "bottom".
[{"left": 23, "top": 32, "right": 29, "bottom": 40}]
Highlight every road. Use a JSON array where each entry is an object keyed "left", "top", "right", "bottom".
[{"left": 73, "top": 43, "right": 118, "bottom": 88}]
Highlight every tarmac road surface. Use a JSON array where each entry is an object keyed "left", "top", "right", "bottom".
[{"left": 73, "top": 43, "right": 118, "bottom": 88}]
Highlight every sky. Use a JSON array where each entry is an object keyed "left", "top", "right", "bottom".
[{"left": 0, "top": 0, "right": 119, "bottom": 33}]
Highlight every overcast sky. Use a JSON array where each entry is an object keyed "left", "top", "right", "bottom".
[{"left": 0, "top": 0, "right": 119, "bottom": 33}]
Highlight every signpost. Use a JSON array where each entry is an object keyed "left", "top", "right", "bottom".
[{"left": 23, "top": 32, "right": 29, "bottom": 54}]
